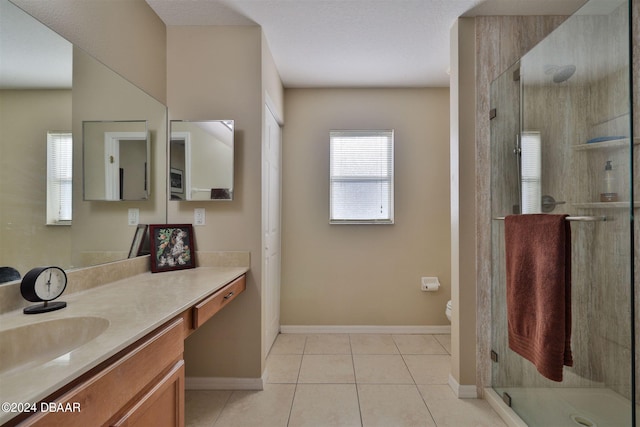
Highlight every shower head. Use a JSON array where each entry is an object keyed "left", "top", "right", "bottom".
[
  {"left": 544, "top": 64, "right": 576, "bottom": 83},
  {"left": 553, "top": 64, "right": 576, "bottom": 83}
]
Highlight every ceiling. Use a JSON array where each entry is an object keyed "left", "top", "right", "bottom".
[
  {"left": 146, "top": 0, "right": 588, "bottom": 88},
  {"left": 0, "top": 0, "right": 588, "bottom": 90}
]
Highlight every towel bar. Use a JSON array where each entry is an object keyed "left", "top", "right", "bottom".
[{"left": 493, "top": 215, "right": 608, "bottom": 222}]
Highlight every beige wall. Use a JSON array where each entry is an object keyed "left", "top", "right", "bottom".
[
  {"left": 12, "top": 0, "right": 166, "bottom": 103},
  {"left": 262, "top": 34, "right": 284, "bottom": 123},
  {"left": 280, "top": 88, "right": 450, "bottom": 326},
  {"left": 449, "top": 18, "right": 478, "bottom": 390},
  {"left": 0, "top": 90, "right": 72, "bottom": 274},
  {"left": 167, "top": 26, "right": 283, "bottom": 378}
]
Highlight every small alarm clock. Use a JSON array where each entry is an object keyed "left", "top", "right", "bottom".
[{"left": 20, "top": 266, "right": 68, "bottom": 314}]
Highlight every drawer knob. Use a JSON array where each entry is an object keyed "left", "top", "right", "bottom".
[{"left": 223, "top": 291, "right": 234, "bottom": 300}]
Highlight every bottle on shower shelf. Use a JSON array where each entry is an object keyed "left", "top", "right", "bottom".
[{"left": 600, "top": 160, "right": 618, "bottom": 202}]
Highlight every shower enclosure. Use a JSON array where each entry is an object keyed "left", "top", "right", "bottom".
[{"left": 490, "top": 0, "right": 635, "bottom": 425}]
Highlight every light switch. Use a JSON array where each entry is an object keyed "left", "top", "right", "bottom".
[
  {"left": 194, "top": 208, "right": 206, "bottom": 226},
  {"left": 128, "top": 208, "right": 139, "bottom": 226}
]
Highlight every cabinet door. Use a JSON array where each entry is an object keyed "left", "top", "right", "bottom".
[
  {"left": 20, "top": 319, "right": 183, "bottom": 427},
  {"left": 110, "top": 360, "right": 184, "bottom": 427}
]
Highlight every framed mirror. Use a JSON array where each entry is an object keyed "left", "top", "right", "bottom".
[
  {"left": 170, "top": 120, "right": 234, "bottom": 201},
  {"left": 83, "top": 120, "right": 150, "bottom": 201}
]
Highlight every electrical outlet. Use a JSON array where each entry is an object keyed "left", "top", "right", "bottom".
[
  {"left": 194, "top": 208, "right": 206, "bottom": 226},
  {"left": 128, "top": 208, "right": 139, "bottom": 226}
]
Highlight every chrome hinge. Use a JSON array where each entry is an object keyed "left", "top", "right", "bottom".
[{"left": 502, "top": 392, "right": 512, "bottom": 407}]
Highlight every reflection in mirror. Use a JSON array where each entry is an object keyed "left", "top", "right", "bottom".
[
  {"left": 83, "top": 120, "right": 150, "bottom": 201},
  {"left": 0, "top": 0, "right": 167, "bottom": 276},
  {"left": 170, "top": 120, "right": 234, "bottom": 201}
]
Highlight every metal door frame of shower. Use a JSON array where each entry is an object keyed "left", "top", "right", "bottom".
[{"left": 627, "top": 1, "right": 636, "bottom": 425}]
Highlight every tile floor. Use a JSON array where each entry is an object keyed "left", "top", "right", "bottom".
[{"left": 186, "top": 333, "right": 507, "bottom": 427}]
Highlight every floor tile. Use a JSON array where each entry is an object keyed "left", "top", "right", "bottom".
[
  {"left": 404, "top": 355, "right": 451, "bottom": 384},
  {"left": 298, "top": 354, "right": 355, "bottom": 383},
  {"left": 353, "top": 355, "right": 414, "bottom": 384},
  {"left": 289, "top": 384, "right": 361, "bottom": 427},
  {"left": 350, "top": 334, "right": 399, "bottom": 354},
  {"left": 434, "top": 334, "right": 452, "bottom": 354},
  {"left": 185, "top": 390, "right": 231, "bottom": 427},
  {"left": 265, "top": 354, "right": 302, "bottom": 383},
  {"left": 269, "top": 334, "right": 306, "bottom": 355},
  {"left": 184, "top": 335, "right": 509, "bottom": 427},
  {"left": 358, "top": 384, "right": 436, "bottom": 427},
  {"left": 212, "top": 384, "right": 296, "bottom": 427},
  {"left": 393, "top": 334, "right": 449, "bottom": 355},
  {"left": 304, "top": 334, "right": 352, "bottom": 354},
  {"left": 418, "top": 384, "right": 508, "bottom": 427}
]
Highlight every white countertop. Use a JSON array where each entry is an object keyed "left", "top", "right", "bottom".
[{"left": 0, "top": 266, "right": 248, "bottom": 425}]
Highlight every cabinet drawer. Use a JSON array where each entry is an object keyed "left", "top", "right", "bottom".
[
  {"left": 22, "top": 318, "right": 184, "bottom": 427},
  {"left": 193, "top": 275, "right": 245, "bottom": 329}
]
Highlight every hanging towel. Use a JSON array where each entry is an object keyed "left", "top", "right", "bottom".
[{"left": 504, "top": 213, "right": 572, "bottom": 382}]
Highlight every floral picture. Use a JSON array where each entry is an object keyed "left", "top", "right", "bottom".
[{"left": 149, "top": 224, "right": 195, "bottom": 273}]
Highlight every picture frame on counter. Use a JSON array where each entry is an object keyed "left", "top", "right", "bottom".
[
  {"left": 149, "top": 224, "right": 195, "bottom": 273},
  {"left": 128, "top": 224, "right": 149, "bottom": 258}
]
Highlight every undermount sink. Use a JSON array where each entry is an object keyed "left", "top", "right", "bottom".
[{"left": 0, "top": 316, "right": 110, "bottom": 376}]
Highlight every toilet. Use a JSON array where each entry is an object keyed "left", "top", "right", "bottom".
[{"left": 446, "top": 300, "right": 452, "bottom": 322}]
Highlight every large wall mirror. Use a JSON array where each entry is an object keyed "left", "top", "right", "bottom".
[
  {"left": 170, "top": 120, "right": 234, "bottom": 201},
  {"left": 0, "top": 0, "right": 167, "bottom": 277}
]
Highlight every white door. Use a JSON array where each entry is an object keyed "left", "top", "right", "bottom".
[{"left": 263, "top": 105, "right": 282, "bottom": 356}]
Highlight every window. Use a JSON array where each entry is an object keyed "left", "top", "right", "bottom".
[
  {"left": 47, "top": 131, "right": 73, "bottom": 225},
  {"left": 329, "top": 130, "right": 394, "bottom": 224},
  {"left": 520, "top": 131, "right": 541, "bottom": 214}
]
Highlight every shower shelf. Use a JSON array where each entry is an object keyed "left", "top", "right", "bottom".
[{"left": 572, "top": 137, "right": 639, "bottom": 151}]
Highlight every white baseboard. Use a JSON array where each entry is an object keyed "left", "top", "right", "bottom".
[
  {"left": 279, "top": 325, "right": 451, "bottom": 334},
  {"left": 186, "top": 375, "right": 264, "bottom": 391},
  {"left": 448, "top": 373, "right": 478, "bottom": 399}
]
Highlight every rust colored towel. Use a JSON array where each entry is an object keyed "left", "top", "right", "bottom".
[{"left": 504, "top": 214, "right": 572, "bottom": 382}]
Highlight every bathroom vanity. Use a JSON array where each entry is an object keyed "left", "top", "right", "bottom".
[{"left": 0, "top": 266, "right": 247, "bottom": 427}]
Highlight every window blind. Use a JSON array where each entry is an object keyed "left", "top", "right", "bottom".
[
  {"left": 329, "top": 130, "right": 394, "bottom": 224},
  {"left": 47, "top": 131, "right": 73, "bottom": 225},
  {"left": 520, "top": 131, "right": 541, "bottom": 214}
]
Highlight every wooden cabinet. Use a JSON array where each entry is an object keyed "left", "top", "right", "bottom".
[
  {"left": 21, "top": 319, "right": 184, "bottom": 427},
  {"left": 13, "top": 273, "right": 245, "bottom": 427}
]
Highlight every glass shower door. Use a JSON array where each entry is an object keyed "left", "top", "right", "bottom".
[{"left": 490, "top": 0, "right": 634, "bottom": 425}]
